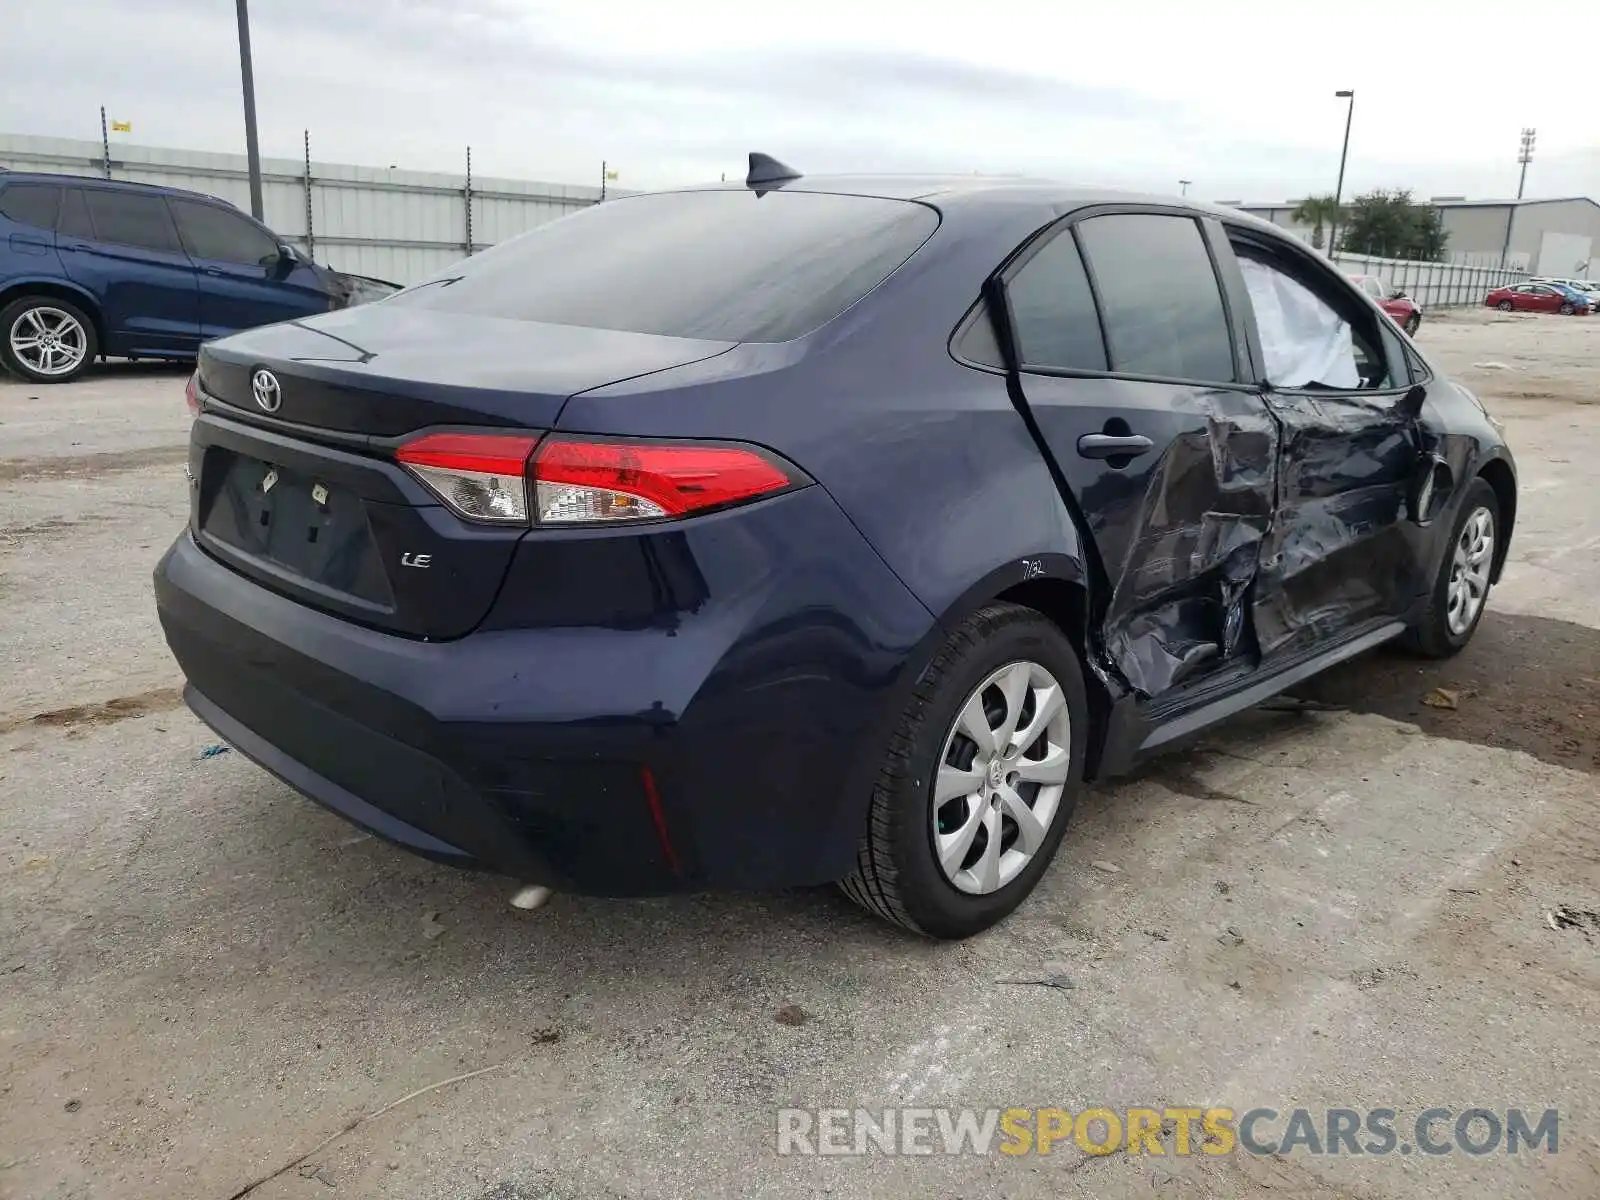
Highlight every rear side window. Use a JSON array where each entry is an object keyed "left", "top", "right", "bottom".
[
  {"left": 0, "top": 184, "right": 61, "bottom": 231},
  {"left": 170, "top": 199, "right": 281, "bottom": 265},
  {"left": 82, "top": 189, "right": 182, "bottom": 253},
  {"left": 1076, "top": 214, "right": 1236, "bottom": 382},
  {"left": 1006, "top": 230, "right": 1108, "bottom": 372},
  {"left": 388, "top": 190, "right": 939, "bottom": 342}
]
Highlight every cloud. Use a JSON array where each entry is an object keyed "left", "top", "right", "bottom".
[{"left": 2, "top": 0, "right": 1595, "bottom": 203}]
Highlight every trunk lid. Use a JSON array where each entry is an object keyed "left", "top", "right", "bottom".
[
  {"left": 190, "top": 306, "right": 735, "bottom": 639},
  {"left": 197, "top": 303, "right": 735, "bottom": 436}
]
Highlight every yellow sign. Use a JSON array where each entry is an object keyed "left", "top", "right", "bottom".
[
  {"left": 110, "top": 120, "right": 132, "bottom": 133},
  {"left": 605, "top": 169, "right": 619, "bottom": 181}
]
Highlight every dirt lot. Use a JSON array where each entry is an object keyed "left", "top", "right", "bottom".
[{"left": 1, "top": 309, "right": 1597, "bottom": 1200}]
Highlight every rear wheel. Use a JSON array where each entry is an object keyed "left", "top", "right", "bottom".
[
  {"left": 1406, "top": 478, "right": 1499, "bottom": 658},
  {"left": 840, "top": 603, "right": 1088, "bottom": 938},
  {"left": 1403, "top": 312, "right": 1422, "bottom": 335},
  {"left": 1559, "top": 301, "right": 1575, "bottom": 315},
  {"left": 0, "top": 296, "right": 97, "bottom": 383},
  {"left": 1496, "top": 299, "right": 1514, "bottom": 312}
]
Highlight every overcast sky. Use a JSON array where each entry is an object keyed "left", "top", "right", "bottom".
[{"left": 5, "top": 0, "right": 1598, "bottom": 201}]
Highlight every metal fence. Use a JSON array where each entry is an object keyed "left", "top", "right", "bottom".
[
  {"left": 0, "top": 132, "right": 612, "bottom": 284},
  {"left": 1331, "top": 251, "right": 1525, "bottom": 310}
]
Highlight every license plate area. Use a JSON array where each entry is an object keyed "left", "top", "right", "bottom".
[{"left": 199, "top": 449, "right": 395, "bottom": 609}]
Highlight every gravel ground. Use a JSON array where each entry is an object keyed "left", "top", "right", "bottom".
[{"left": 1, "top": 310, "right": 1597, "bottom": 1200}]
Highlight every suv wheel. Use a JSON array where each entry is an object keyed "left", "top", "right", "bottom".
[
  {"left": 1403, "top": 313, "right": 1421, "bottom": 335},
  {"left": 841, "top": 602, "right": 1088, "bottom": 938},
  {"left": 0, "top": 296, "right": 97, "bottom": 383}
]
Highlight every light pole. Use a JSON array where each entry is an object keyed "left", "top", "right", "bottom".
[
  {"left": 1329, "top": 89, "right": 1355, "bottom": 254},
  {"left": 235, "top": 0, "right": 264, "bottom": 220},
  {"left": 1178, "top": 179, "right": 1192, "bottom": 196},
  {"left": 1516, "top": 128, "right": 1536, "bottom": 199}
]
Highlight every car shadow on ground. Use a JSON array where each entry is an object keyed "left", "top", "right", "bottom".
[{"left": 1288, "top": 609, "right": 1600, "bottom": 775}]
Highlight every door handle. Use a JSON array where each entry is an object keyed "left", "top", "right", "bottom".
[
  {"left": 1076, "top": 433, "right": 1154, "bottom": 459},
  {"left": 63, "top": 242, "right": 91, "bottom": 252},
  {"left": 201, "top": 267, "right": 224, "bottom": 276}
]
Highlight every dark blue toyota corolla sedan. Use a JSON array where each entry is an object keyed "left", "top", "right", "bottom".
[{"left": 155, "top": 155, "right": 1516, "bottom": 937}]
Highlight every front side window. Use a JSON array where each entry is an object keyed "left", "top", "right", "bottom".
[
  {"left": 82, "top": 189, "right": 182, "bottom": 253},
  {"left": 1233, "top": 241, "right": 1389, "bottom": 390},
  {"left": 1005, "top": 229, "right": 1108, "bottom": 372},
  {"left": 1074, "top": 214, "right": 1236, "bottom": 382},
  {"left": 388, "top": 189, "right": 938, "bottom": 342},
  {"left": 0, "top": 184, "right": 61, "bottom": 231},
  {"left": 170, "top": 199, "right": 281, "bottom": 265}
]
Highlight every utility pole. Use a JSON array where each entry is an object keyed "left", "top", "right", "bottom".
[
  {"left": 99, "top": 106, "right": 111, "bottom": 179},
  {"left": 235, "top": 0, "right": 265, "bottom": 220},
  {"left": 1178, "top": 179, "right": 1192, "bottom": 197},
  {"left": 1329, "top": 90, "right": 1355, "bottom": 254},
  {"left": 1516, "top": 128, "right": 1536, "bottom": 200}
]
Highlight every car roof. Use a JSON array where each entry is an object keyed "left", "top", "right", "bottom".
[
  {"left": 649, "top": 174, "right": 1289, "bottom": 233},
  {"left": 0, "top": 170, "right": 226, "bottom": 205}
]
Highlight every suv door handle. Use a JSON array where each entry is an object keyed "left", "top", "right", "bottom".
[{"left": 1077, "top": 433, "right": 1154, "bottom": 459}]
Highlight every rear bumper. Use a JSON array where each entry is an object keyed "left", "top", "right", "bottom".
[{"left": 154, "top": 487, "right": 934, "bottom": 894}]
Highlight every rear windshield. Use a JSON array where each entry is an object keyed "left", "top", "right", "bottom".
[{"left": 387, "top": 189, "right": 939, "bottom": 342}]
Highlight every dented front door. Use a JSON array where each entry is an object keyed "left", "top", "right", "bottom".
[{"left": 1012, "top": 374, "right": 1279, "bottom": 697}]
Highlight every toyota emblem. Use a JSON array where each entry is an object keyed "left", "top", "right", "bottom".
[{"left": 251, "top": 368, "right": 282, "bottom": 413}]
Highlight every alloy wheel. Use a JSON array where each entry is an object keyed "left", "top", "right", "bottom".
[
  {"left": 8, "top": 306, "right": 89, "bottom": 378},
  {"left": 1446, "top": 506, "right": 1495, "bottom": 637},
  {"left": 931, "top": 660, "right": 1072, "bottom": 895}
]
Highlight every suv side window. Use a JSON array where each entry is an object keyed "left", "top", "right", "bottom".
[
  {"left": 82, "top": 189, "right": 183, "bottom": 253},
  {"left": 1005, "top": 230, "right": 1109, "bottom": 372},
  {"left": 57, "top": 188, "right": 95, "bottom": 240},
  {"left": 0, "top": 184, "right": 62, "bottom": 231},
  {"left": 169, "top": 198, "right": 281, "bottom": 265},
  {"left": 1231, "top": 236, "right": 1392, "bottom": 390},
  {"left": 1074, "top": 213, "right": 1235, "bottom": 382}
]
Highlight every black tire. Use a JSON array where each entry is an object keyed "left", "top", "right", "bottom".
[
  {"left": 840, "top": 602, "right": 1089, "bottom": 939},
  {"left": 1559, "top": 302, "right": 1575, "bottom": 315},
  {"left": 0, "top": 295, "right": 98, "bottom": 384},
  {"left": 1496, "top": 300, "right": 1514, "bottom": 312},
  {"left": 1405, "top": 478, "right": 1500, "bottom": 659},
  {"left": 1403, "top": 313, "right": 1422, "bottom": 335}
]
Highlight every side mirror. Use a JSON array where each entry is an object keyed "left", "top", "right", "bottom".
[{"left": 277, "top": 243, "right": 298, "bottom": 264}]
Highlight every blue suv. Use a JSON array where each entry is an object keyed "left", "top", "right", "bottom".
[{"left": 0, "top": 172, "right": 394, "bottom": 383}]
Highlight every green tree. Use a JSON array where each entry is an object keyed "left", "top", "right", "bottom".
[
  {"left": 1336, "top": 189, "right": 1450, "bottom": 260},
  {"left": 1291, "top": 194, "right": 1343, "bottom": 250}
]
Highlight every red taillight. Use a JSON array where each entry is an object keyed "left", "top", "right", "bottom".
[
  {"left": 396, "top": 432, "right": 539, "bottom": 523},
  {"left": 530, "top": 436, "right": 794, "bottom": 524},
  {"left": 394, "top": 432, "right": 797, "bottom": 526},
  {"left": 184, "top": 371, "right": 200, "bottom": 415}
]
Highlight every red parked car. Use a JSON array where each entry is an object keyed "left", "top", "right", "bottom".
[
  {"left": 1349, "top": 274, "right": 1423, "bottom": 334},
  {"left": 1485, "top": 282, "right": 1592, "bottom": 315}
]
